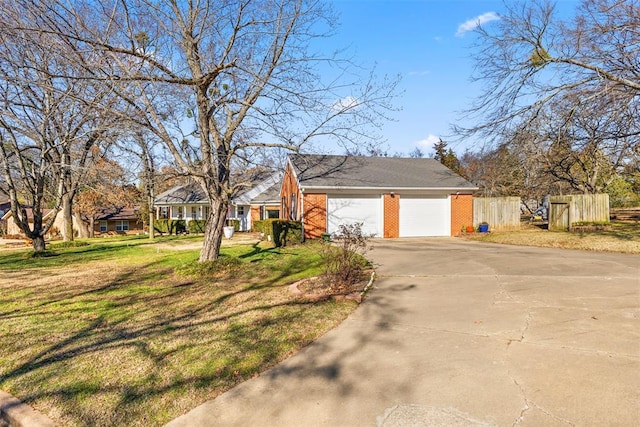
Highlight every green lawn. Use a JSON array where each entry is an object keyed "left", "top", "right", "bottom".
[{"left": 0, "top": 237, "right": 357, "bottom": 426}]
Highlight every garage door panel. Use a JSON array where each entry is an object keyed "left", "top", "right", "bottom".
[
  {"left": 399, "top": 196, "right": 450, "bottom": 237},
  {"left": 327, "top": 196, "right": 380, "bottom": 237}
]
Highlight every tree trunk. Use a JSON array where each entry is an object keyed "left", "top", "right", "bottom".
[
  {"left": 89, "top": 217, "right": 95, "bottom": 238},
  {"left": 148, "top": 211, "right": 155, "bottom": 239},
  {"left": 32, "top": 235, "right": 46, "bottom": 253},
  {"left": 62, "top": 194, "right": 74, "bottom": 241},
  {"left": 199, "top": 199, "right": 227, "bottom": 262}
]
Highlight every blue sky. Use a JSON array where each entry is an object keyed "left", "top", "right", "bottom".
[{"left": 322, "top": 0, "right": 576, "bottom": 157}]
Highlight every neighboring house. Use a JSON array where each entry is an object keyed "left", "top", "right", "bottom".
[
  {"left": 281, "top": 154, "right": 478, "bottom": 239},
  {"left": 93, "top": 207, "right": 144, "bottom": 235},
  {"left": 2, "top": 208, "right": 54, "bottom": 237},
  {"left": 2, "top": 206, "right": 142, "bottom": 238},
  {"left": 154, "top": 173, "right": 282, "bottom": 232}
]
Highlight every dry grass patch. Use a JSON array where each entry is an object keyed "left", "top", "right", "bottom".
[
  {"left": 0, "top": 238, "right": 357, "bottom": 426},
  {"left": 467, "top": 221, "right": 640, "bottom": 254}
]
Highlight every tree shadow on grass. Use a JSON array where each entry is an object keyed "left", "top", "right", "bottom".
[{"left": 0, "top": 245, "right": 374, "bottom": 426}]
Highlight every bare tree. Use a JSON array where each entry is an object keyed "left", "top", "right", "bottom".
[
  {"left": 15, "top": 0, "right": 398, "bottom": 260},
  {"left": 0, "top": 3, "right": 122, "bottom": 249},
  {"left": 458, "top": 0, "right": 639, "bottom": 139},
  {"left": 457, "top": 0, "right": 639, "bottom": 199}
]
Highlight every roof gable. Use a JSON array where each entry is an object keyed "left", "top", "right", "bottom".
[{"left": 288, "top": 154, "right": 476, "bottom": 190}]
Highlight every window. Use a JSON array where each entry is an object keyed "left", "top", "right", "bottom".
[
  {"left": 99, "top": 221, "right": 108, "bottom": 232},
  {"left": 237, "top": 205, "right": 245, "bottom": 216},
  {"left": 159, "top": 206, "right": 168, "bottom": 219},
  {"left": 203, "top": 206, "right": 210, "bottom": 220},
  {"left": 191, "top": 206, "right": 197, "bottom": 219},
  {"left": 267, "top": 209, "right": 280, "bottom": 219},
  {"left": 290, "top": 194, "right": 297, "bottom": 220},
  {"left": 116, "top": 220, "right": 129, "bottom": 232},
  {"left": 176, "top": 206, "right": 183, "bottom": 219}
]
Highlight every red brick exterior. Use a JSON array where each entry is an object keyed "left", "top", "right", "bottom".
[
  {"left": 383, "top": 193, "right": 399, "bottom": 238},
  {"left": 450, "top": 194, "right": 473, "bottom": 236}
]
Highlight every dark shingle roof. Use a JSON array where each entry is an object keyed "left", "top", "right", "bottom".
[
  {"left": 289, "top": 154, "right": 476, "bottom": 189},
  {"left": 251, "top": 182, "right": 281, "bottom": 203},
  {"left": 96, "top": 207, "right": 140, "bottom": 221},
  {"left": 155, "top": 183, "right": 208, "bottom": 204}
]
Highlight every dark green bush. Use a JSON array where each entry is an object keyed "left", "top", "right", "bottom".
[
  {"left": 253, "top": 220, "right": 265, "bottom": 233},
  {"left": 260, "top": 219, "right": 302, "bottom": 247},
  {"left": 226, "top": 219, "right": 240, "bottom": 232},
  {"left": 188, "top": 219, "right": 207, "bottom": 234},
  {"left": 154, "top": 219, "right": 187, "bottom": 235}
]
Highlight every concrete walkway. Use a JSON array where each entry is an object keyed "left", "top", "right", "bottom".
[{"left": 166, "top": 238, "right": 640, "bottom": 426}]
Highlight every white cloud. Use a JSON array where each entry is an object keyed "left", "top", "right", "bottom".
[
  {"left": 332, "top": 96, "right": 359, "bottom": 111},
  {"left": 455, "top": 12, "right": 500, "bottom": 37},
  {"left": 416, "top": 134, "right": 441, "bottom": 150}
]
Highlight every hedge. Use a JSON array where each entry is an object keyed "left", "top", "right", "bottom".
[
  {"left": 154, "top": 219, "right": 187, "bottom": 235},
  {"left": 226, "top": 219, "right": 240, "bottom": 232},
  {"left": 255, "top": 219, "right": 302, "bottom": 247},
  {"left": 188, "top": 220, "right": 207, "bottom": 234}
]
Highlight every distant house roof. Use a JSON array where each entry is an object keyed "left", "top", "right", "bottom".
[
  {"left": 1, "top": 208, "right": 54, "bottom": 221},
  {"left": 96, "top": 207, "right": 140, "bottom": 221},
  {"left": 155, "top": 173, "right": 282, "bottom": 206},
  {"left": 288, "top": 154, "right": 477, "bottom": 190},
  {"left": 155, "top": 183, "right": 208, "bottom": 205}
]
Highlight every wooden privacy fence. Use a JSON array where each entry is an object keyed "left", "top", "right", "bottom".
[
  {"left": 548, "top": 194, "right": 610, "bottom": 231},
  {"left": 473, "top": 197, "right": 521, "bottom": 231}
]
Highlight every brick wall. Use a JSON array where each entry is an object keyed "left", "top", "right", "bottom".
[
  {"left": 383, "top": 193, "right": 399, "bottom": 238},
  {"left": 451, "top": 194, "right": 473, "bottom": 236}
]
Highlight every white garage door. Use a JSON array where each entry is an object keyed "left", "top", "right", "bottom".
[
  {"left": 399, "top": 195, "right": 450, "bottom": 237},
  {"left": 327, "top": 196, "right": 381, "bottom": 237}
]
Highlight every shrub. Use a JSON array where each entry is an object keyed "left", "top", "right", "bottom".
[
  {"left": 188, "top": 219, "right": 207, "bottom": 234},
  {"left": 321, "top": 223, "right": 371, "bottom": 293},
  {"left": 154, "top": 219, "right": 187, "bottom": 235},
  {"left": 260, "top": 219, "right": 302, "bottom": 247},
  {"left": 226, "top": 219, "right": 240, "bottom": 232},
  {"left": 253, "top": 220, "right": 265, "bottom": 234}
]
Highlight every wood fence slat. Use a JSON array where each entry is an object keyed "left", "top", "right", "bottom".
[{"left": 473, "top": 197, "right": 521, "bottom": 231}]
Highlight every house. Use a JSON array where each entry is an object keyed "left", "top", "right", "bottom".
[
  {"left": 2, "top": 208, "right": 53, "bottom": 237},
  {"left": 281, "top": 154, "right": 478, "bottom": 239},
  {"left": 154, "top": 173, "right": 282, "bottom": 232},
  {"left": 1, "top": 205, "right": 142, "bottom": 238},
  {"left": 93, "top": 207, "right": 144, "bottom": 235}
]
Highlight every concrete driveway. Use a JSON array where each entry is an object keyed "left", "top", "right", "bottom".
[{"left": 167, "top": 238, "right": 640, "bottom": 426}]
